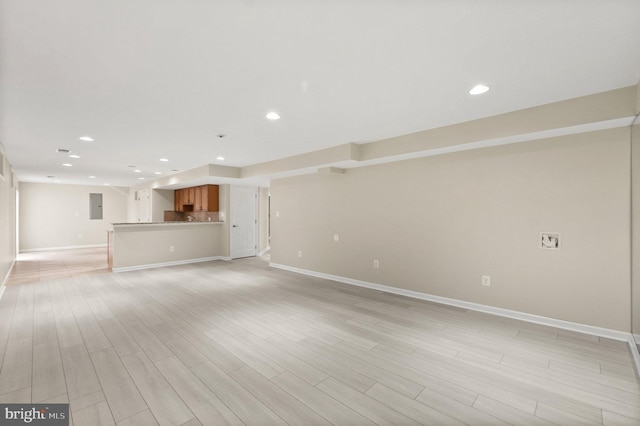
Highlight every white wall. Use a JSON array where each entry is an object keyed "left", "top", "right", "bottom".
[
  {"left": 271, "top": 127, "right": 631, "bottom": 332},
  {"left": 0, "top": 146, "right": 17, "bottom": 284},
  {"left": 20, "top": 183, "right": 129, "bottom": 251}
]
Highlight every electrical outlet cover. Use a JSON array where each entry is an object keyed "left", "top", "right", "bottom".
[{"left": 540, "top": 232, "right": 560, "bottom": 249}]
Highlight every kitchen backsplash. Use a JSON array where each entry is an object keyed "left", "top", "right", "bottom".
[{"left": 164, "top": 211, "right": 221, "bottom": 222}]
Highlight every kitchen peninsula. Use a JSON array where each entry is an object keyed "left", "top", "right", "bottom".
[{"left": 108, "top": 221, "right": 229, "bottom": 272}]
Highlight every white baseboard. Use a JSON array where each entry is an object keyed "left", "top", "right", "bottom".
[
  {"left": 630, "top": 337, "right": 640, "bottom": 378},
  {"left": 270, "top": 262, "right": 640, "bottom": 376},
  {"left": 113, "top": 256, "right": 227, "bottom": 273},
  {"left": 1, "top": 258, "right": 16, "bottom": 288},
  {"left": 269, "top": 262, "right": 638, "bottom": 341},
  {"left": 20, "top": 244, "right": 107, "bottom": 253},
  {"left": 257, "top": 247, "right": 270, "bottom": 257}
]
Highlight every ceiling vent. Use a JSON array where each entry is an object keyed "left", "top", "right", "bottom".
[{"left": 56, "top": 148, "right": 70, "bottom": 153}]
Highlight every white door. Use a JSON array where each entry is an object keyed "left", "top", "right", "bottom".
[
  {"left": 137, "top": 189, "right": 151, "bottom": 222},
  {"left": 230, "top": 186, "right": 257, "bottom": 259}
]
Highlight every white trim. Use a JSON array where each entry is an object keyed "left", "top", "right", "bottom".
[
  {"left": 0, "top": 258, "right": 15, "bottom": 291},
  {"left": 629, "top": 337, "right": 640, "bottom": 377},
  {"left": 271, "top": 263, "right": 640, "bottom": 375},
  {"left": 20, "top": 244, "right": 107, "bottom": 253},
  {"left": 257, "top": 247, "right": 270, "bottom": 257},
  {"left": 113, "top": 256, "right": 228, "bottom": 273},
  {"left": 269, "top": 263, "right": 633, "bottom": 342}
]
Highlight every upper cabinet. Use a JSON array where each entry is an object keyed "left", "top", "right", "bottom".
[
  {"left": 195, "top": 185, "right": 219, "bottom": 212},
  {"left": 175, "top": 185, "right": 219, "bottom": 212}
]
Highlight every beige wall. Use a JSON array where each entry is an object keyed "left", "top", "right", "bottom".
[
  {"left": 632, "top": 122, "right": 640, "bottom": 342},
  {"left": 271, "top": 127, "right": 631, "bottom": 331},
  {"left": 20, "top": 183, "right": 129, "bottom": 251},
  {"left": 259, "top": 187, "right": 270, "bottom": 252},
  {"left": 152, "top": 189, "right": 174, "bottom": 222},
  {"left": 218, "top": 184, "right": 231, "bottom": 257},
  {"left": 0, "top": 146, "right": 17, "bottom": 284},
  {"left": 112, "top": 223, "right": 226, "bottom": 269}
]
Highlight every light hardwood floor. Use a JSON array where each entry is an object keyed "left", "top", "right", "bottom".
[
  {"left": 5, "top": 247, "right": 108, "bottom": 286},
  {"left": 1, "top": 249, "right": 639, "bottom": 425}
]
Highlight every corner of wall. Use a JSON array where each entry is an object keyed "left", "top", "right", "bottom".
[
  {"left": 635, "top": 80, "right": 640, "bottom": 115},
  {"left": 0, "top": 148, "right": 17, "bottom": 286}
]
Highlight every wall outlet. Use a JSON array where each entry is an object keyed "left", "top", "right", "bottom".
[
  {"left": 373, "top": 259, "right": 380, "bottom": 269},
  {"left": 298, "top": 250, "right": 302, "bottom": 258},
  {"left": 482, "top": 275, "right": 491, "bottom": 286},
  {"left": 333, "top": 234, "right": 339, "bottom": 242},
  {"left": 169, "top": 245, "right": 175, "bottom": 252},
  {"left": 276, "top": 211, "right": 280, "bottom": 218}
]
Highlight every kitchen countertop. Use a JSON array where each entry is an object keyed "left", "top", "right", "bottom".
[{"left": 111, "top": 221, "right": 224, "bottom": 228}]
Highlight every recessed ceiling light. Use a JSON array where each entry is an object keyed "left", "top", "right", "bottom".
[
  {"left": 69, "top": 154, "right": 80, "bottom": 159},
  {"left": 154, "top": 171, "right": 162, "bottom": 175},
  {"left": 62, "top": 163, "right": 72, "bottom": 167},
  {"left": 138, "top": 177, "right": 145, "bottom": 180},
  {"left": 54, "top": 180, "right": 61, "bottom": 183},
  {"left": 88, "top": 176, "right": 96, "bottom": 179},
  {"left": 104, "top": 183, "right": 110, "bottom": 186},
  {"left": 266, "top": 111, "right": 280, "bottom": 120},
  {"left": 79, "top": 136, "right": 94, "bottom": 142},
  {"left": 216, "top": 156, "right": 225, "bottom": 161},
  {"left": 469, "top": 84, "right": 490, "bottom": 95},
  {"left": 134, "top": 169, "right": 142, "bottom": 173},
  {"left": 159, "top": 158, "right": 169, "bottom": 162}
]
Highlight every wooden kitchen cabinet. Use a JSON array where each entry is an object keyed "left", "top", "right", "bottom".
[
  {"left": 195, "top": 185, "right": 219, "bottom": 212},
  {"left": 174, "top": 189, "right": 185, "bottom": 212},
  {"left": 175, "top": 185, "right": 219, "bottom": 212},
  {"left": 186, "top": 187, "right": 196, "bottom": 205}
]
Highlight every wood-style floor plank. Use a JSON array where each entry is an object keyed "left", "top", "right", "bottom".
[
  {"left": 0, "top": 337, "right": 32, "bottom": 396},
  {"left": 90, "top": 347, "right": 147, "bottom": 422},
  {"left": 272, "top": 371, "right": 375, "bottom": 425},
  {"left": 60, "top": 343, "right": 102, "bottom": 402},
  {"left": 120, "top": 351, "right": 195, "bottom": 426},
  {"left": 0, "top": 247, "right": 638, "bottom": 425},
  {"left": 72, "top": 400, "right": 115, "bottom": 426},
  {"left": 191, "top": 361, "right": 286, "bottom": 425},
  {"left": 365, "top": 382, "right": 469, "bottom": 425},
  {"left": 155, "top": 356, "right": 244, "bottom": 425},
  {"left": 230, "top": 366, "right": 332, "bottom": 425},
  {"left": 316, "top": 376, "right": 422, "bottom": 425},
  {"left": 32, "top": 340, "right": 66, "bottom": 403},
  {"left": 116, "top": 410, "right": 159, "bottom": 426}
]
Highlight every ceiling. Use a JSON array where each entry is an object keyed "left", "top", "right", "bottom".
[{"left": 1, "top": 0, "right": 639, "bottom": 188}]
